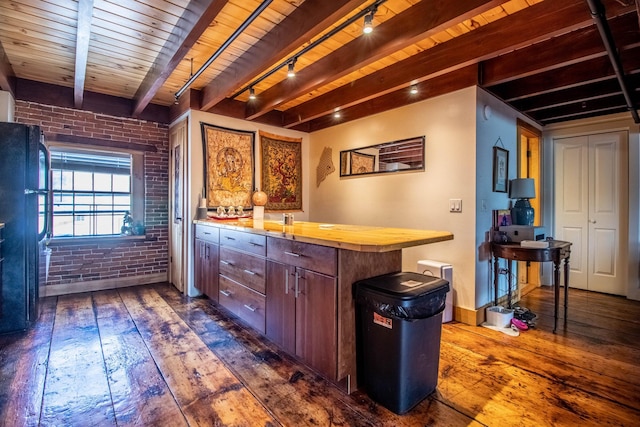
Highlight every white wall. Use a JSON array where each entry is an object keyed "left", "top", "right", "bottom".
[
  {"left": 180, "top": 110, "right": 310, "bottom": 296},
  {"left": 543, "top": 113, "right": 640, "bottom": 301},
  {"left": 309, "top": 87, "right": 480, "bottom": 310}
]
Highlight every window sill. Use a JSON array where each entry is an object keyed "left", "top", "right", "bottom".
[{"left": 47, "top": 234, "right": 153, "bottom": 247}]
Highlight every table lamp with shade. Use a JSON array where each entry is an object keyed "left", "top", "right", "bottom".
[{"left": 509, "top": 178, "right": 535, "bottom": 226}]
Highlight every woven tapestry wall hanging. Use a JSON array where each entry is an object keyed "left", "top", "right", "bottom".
[
  {"left": 260, "top": 131, "right": 302, "bottom": 211},
  {"left": 201, "top": 122, "right": 255, "bottom": 209}
]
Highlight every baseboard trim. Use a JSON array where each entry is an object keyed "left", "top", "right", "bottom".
[
  {"left": 40, "top": 273, "right": 168, "bottom": 297},
  {"left": 454, "top": 306, "right": 482, "bottom": 326}
]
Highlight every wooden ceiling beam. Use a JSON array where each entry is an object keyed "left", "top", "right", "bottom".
[
  {"left": 510, "top": 78, "right": 625, "bottom": 112},
  {"left": 74, "top": 0, "right": 94, "bottom": 109},
  {"left": 530, "top": 93, "right": 629, "bottom": 123},
  {"left": 481, "top": 13, "right": 640, "bottom": 86},
  {"left": 199, "top": 0, "right": 368, "bottom": 112},
  {"left": 246, "top": 0, "right": 504, "bottom": 121},
  {"left": 490, "top": 46, "right": 640, "bottom": 102},
  {"left": 292, "top": 65, "right": 478, "bottom": 133},
  {"left": 16, "top": 78, "right": 169, "bottom": 123},
  {"left": 132, "top": 0, "right": 230, "bottom": 118},
  {"left": 0, "top": 41, "right": 15, "bottom": 95},
  {"left": 282, "top": 0, "right": 623, "bottom": 128}
]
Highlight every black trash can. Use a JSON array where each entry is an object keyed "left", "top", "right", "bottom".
[{"left": 355, "top": 271, "right": 449, "bottom": 414}]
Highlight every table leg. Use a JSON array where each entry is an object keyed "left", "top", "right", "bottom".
[
  {"left": 493, "top": 254, "right": 499, "bottom": 306},
  {"left": 507, "top": 259, "right": 513, "bottom": 309},
  {"left": 553, "top": 260, "right": 560, "bottom": 333},
  {"left": 564, "top": 256, "right": 570, "bottom": 324}
]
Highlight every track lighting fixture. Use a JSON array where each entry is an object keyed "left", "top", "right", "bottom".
[
  {"left": 333, "top": 109, "right": 341, "bottom": 119},
  {"left": 249, "top": 87, "right": 256, "bottom": 100},
  {"left": 363, "top": 12, "right": 374, "bottom": 34},
  {"left": 363, "top": 5, "right": 378, "bottom": 34},
  {"left": 410, "top": 85, "right": 418, "bottom": 94},
  {"left": 287, "top": 59, "right": 296, "bottom": 78},
  {"left": 231, "top": 0, "right": 387, "bottom": 101}
]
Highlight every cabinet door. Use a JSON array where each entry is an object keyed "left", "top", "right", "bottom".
[
  {"left": 195, "top": 239, "right": 219, "bottom": 301},
  {"left": 195, "top": 239, "right": 206, "bottom": 293},
  {"left": 296, "top": 269, "right": 337, "bottom": 380},
  {"left": 265, "top": 260, "right": 296, "bottom": 353}
]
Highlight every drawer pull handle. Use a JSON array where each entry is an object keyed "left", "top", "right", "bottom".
[
  {"left": 285, "top": 268, "right": 289, "bottom": 294},
  {"left": 243, "top": 304, "right": 257, "bottom": 312},
  {"left": 225, "top": 236, "right": 236, "bottom": 240},
  {"left": 220, "top": 290, "right": 232, "bottom": 297},
  {"left": 284, "top": 251, "right": 301, "bottom": 257},
  {"left": 249, "top": 242, "right": 263, "bottom": 247},
  {"left": 203, "top": 231, "right": 211, "bottom": 235},
  {"left": 243, "top": 269, "right": 256, "bottom": 275},
  {"left": 220, "top": 260, "right": 232, "bottom": 265}
]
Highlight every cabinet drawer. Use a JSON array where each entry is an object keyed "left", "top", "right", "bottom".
[
  {"left": 219, "top": 275, "right": 266, "bottom": 334},
  {"left": 219, "top": 246, "right": 266, "bottom": 294},
  {"left": 267, "top": 237, "right": 337, "bottom": 276},
  {"left": 195, "top": 224, "right": 219, "bottom": 244},
  {"left": 220, "top": 229, "right": 266, "bottom": 256}
]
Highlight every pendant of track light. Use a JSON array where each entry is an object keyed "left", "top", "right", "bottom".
[
  {"left": 287, "top": 59, "right": 296, "bottom": 78},
  {"left": 249, "top": 87, "right": 256, "bottom": 100},
  {"left": 363, "top": 7, "right": 377, "bottom": 34}
]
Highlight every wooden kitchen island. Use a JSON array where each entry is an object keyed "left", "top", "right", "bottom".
[{"left": 193, "top": 218, "right": 453, "bottom": 392}]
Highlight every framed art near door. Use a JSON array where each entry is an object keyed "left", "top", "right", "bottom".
[{"left": 493, "top": 147, "right": 509, "bottom": 192}]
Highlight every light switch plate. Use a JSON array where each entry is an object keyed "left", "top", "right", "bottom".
[{"left": 449, "top": 198, "right": 462, "bottom": 212}]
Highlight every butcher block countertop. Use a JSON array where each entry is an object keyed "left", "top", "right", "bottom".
[{"left": 194, "top": 218, "right": 453, "bottom": 252}]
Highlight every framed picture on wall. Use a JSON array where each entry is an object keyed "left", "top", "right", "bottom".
[{"left": 493, "top": 146, "right": 509, "bottom": 192}]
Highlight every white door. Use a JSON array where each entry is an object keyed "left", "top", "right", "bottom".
[
  {"left": 554, "top": 131, "right": 628, "bottom": 295},
  {"left": 169, "top": 119, "right": 188, "bottom": 292}
]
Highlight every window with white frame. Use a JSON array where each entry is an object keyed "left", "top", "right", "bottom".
[{"left": 50, "top": 146, "right": 144, "bottom": 238}]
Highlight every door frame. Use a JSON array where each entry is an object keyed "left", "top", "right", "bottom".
[
  {"left": 552, "top": 131, "right": 628, "bottom": 296},
  {"left": 516, "top": 119, "right": 542, "bottom": 297},
  {"left": 169, "top": 118, "right": 188, "bottom": 293},
  {"left": 543, "top": 115, "right": 638, "bottom": 300}
]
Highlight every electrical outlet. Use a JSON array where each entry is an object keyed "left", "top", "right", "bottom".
[{"left": 449, "top": 198, "right": 462, "bottom": 212}]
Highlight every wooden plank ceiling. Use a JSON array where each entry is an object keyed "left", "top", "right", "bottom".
[{"left": 0, "top": 0, "right": 638, "bottom": 129}]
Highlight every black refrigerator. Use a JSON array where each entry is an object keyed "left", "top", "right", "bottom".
[{"left": 0, "top": 122, "right": 50, "bottom": 334}]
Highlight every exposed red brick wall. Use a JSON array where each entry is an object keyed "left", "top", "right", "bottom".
[{"left": 15, "top": 100, "right": 169, "bottom": 290}]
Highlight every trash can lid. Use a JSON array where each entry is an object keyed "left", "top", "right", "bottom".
[{"left": 355, "top": 271, "right": 449, "bottom": 301}]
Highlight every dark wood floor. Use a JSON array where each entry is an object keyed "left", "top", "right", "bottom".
[{"left": 1, "top": 282, "right": 639, "bottom": 426}]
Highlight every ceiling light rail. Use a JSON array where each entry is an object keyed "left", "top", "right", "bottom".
[
  {"left": 230, "top": 0, "right": 387, "bottom": 101},
  {"left": 174, "top": 0, "right": 274, "bottom": 101}
]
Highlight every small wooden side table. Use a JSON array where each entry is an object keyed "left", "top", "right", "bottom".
[{"left": 491, "top": 240, "right": 572, "bottom": 333}]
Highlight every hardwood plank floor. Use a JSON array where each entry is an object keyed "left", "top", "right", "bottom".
[{"left": 1, "top": 283, "right": 639, "bottom": 426}]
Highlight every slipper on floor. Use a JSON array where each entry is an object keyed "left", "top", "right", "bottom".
[{"left": 511, "top": 318, "right": 529, "bottom": 331}]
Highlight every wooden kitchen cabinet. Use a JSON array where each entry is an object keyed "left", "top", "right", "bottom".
[
  {"left": 192, "top": 219, "right": 450, "bottom": 390},
  {"left": 194, "top": 225, "right": 219, "bottom": 301},
  {"left": 266, "top": 259, "right": 337, "bottom": 380}
]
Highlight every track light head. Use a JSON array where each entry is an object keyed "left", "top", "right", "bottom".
[
  {"left": 287, "top": 61, "right": 296, "bottom": 78},
  {"left": 249, "top": 87, "right": 256, "bottom": 100},
  {"left": 363, "top": 12, "right": 374, "bottom": 34},
  {"left": 410, "top": 85, "right": 418, "bottom": 94}
]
